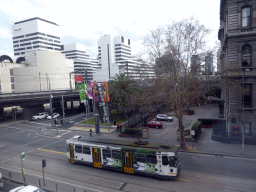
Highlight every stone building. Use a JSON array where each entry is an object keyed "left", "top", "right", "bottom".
[{"left": 218, "top": 0, "right": 256, "bottom": 138}]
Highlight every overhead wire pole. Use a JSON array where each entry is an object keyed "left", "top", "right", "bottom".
[{"left": 242, "top": 70, "right": 245, "bottom": 156}]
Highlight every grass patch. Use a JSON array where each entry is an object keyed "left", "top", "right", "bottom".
[{"left": 79, "top": 112, "right": 128, "bottom": 126}]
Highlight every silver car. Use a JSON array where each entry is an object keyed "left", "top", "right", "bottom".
[{"left": 156, "top": 114, "right": 173, "bottom": 121}]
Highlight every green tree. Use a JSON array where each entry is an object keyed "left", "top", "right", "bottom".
[{"left": 109, "top": 73, "right": 136, "bottom": 115}]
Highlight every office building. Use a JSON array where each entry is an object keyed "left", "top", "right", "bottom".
[
  {"left": 61, "top": 43, "right": 100, "bottom": 82},
  {"left": 11, "top": 17, "right": 61, "bottom": 56}
]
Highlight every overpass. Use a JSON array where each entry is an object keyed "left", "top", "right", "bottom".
[{"left": 0, "top": 89, "right": 81, "bottom": 120}]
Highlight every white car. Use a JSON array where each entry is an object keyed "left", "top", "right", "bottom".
[
  {"left": 47, "top": 113, "right": 60, "bottom": 120},
  {"left": 32, "top": 113, "right": 47, "bottom": 120},
  {"left": 156, "top": 114, "right": 173, "bottom": 121},
  {"left": 9, "top": 185, "right": 45, "bottom": 192}
]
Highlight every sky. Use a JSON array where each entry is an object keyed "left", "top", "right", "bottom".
[{"left": 0, "top": 0, "right": 220, "bottom": 59}]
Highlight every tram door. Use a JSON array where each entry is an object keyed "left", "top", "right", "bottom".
[
  {"left": 69, "top": 144, "right": 75, "bottom": 163},
  {"left": 93, "top": 148, "right": 102, "bottom": 168},
  {"left": 123, "top": 151, "right": 134, "bottom": 174}
]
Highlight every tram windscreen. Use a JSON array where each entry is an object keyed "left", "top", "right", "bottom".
[{"left": 168, "top": 156, "right": 179, "bottom": 167}]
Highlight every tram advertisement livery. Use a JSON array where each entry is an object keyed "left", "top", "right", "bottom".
[{"left": 66, "top": 136, "right": 181, "bottom": 180}]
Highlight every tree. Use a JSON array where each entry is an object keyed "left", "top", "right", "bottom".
[
  {"left": 143, "top": 17, "right": 217, "bottom": 149},
  {"left": 108, "top": 73, "right": 136, "bottom": 116}
]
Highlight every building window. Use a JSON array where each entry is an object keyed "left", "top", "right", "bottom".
[
  {"left": 243, "top": 84, "right": 252, "bottom": 108},
  {"left": 242, "top": 45, "right": 251, "bottom": 68},
  {"left": 121, "top": 36, "right": 124, "bottom": 43},
  {"left": 242, "top": 7, "right": 251, "bottom": 27},
  {"left": 11, "top": 84, "right": 15, "bottom": 90},
  {"left": 128, "top": 39, "right": 130, "bottom": 45},
  {"left": 10, "top": 69, "right": 13, "bottom": 76},
  {"left": 10, "top": 77, "right": 14, "bottom": 83}
]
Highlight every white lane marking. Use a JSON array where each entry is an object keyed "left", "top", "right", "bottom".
[
  {"left": 0, "top": 167, "right": 104, "bottom": 192},
  {"left": 56, "top": 131, "right": 71, "bottom": 138},
  {"left": 29, "top": 122, "right": 49, "bottom": 126}
]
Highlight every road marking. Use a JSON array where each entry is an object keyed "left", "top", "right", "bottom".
[
  {"left": 37, "top": 148, "right": 66, "bottom": 155},
  {"left": 29, "top": 122, "right": 49, "bottom": 126},
  {"left": 56, "top": 131, "right": 71, "bottom": 138}
]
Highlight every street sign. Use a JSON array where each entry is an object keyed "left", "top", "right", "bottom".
[{"left": 21, "top": 152, "right": 25, "bottom": 161}]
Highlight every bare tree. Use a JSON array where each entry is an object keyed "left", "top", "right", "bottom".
[{"left": 143, "top": 17, "right": 217, "bottom": 149}]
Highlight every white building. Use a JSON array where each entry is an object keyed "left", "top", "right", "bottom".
[
  {"left": 0, "top": 50, "right": 75, "bottom": 93},
  {"left": 61, "top": 43, "right": 100, "bottom": 82},
  {"left": 11, "top": 17, "right": 61, "bottom": 56},
  {"left": 93, "top": 35, "right": 131, "bottom": 82}
]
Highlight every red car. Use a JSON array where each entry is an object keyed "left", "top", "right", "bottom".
[{"left": 146, "top": 121, "right": 163, "bottom": 129}]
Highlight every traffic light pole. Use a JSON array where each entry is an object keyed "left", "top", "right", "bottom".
[{"left": 42, "top": 159, "right": 46, "bottom": 186}]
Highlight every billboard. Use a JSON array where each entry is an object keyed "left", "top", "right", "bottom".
[{"left": 77, "top": 83, "right": 88, "bottom": 103}]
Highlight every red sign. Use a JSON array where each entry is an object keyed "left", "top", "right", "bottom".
[{"left": 75, "top": 76, "right": 83, "bottom": 83}]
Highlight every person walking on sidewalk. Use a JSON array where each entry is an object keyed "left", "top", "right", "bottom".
[{"left": 89, "top": 129, "right": 93, "bottom": 137}]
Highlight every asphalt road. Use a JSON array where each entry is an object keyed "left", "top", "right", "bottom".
[{"left": 0, "top": 115, "right": 256, "bottom": 192}]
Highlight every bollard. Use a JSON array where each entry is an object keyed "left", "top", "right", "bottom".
[
  {"left": 39, "top": 179, "right": 41, "bottom": 188},
  {"left": 9, "top": 172, "right": 11, "bottom": 180},
  {"left": 84, "top": 190, "right": 86, "bottom": 192},
  {"left": 74, "top": 188, "right": 76, "bottom": 192},
  {"left": 55, "top": 183, "right": 58, "bottom": 192}
]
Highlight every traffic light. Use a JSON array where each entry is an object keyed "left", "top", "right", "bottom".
[{"left": 42, "top": 159, "right": 47, "bottom": 168}]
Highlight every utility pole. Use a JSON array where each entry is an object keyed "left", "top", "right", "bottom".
[
  {"left": 242, "top": 70, "right": 245, "bottom": 155},
  {"left": 49, "top": 79, "right": 53, "bottom": 127},
  {"left": 62, "top": 94, "right": 65, "bottom": 125}
]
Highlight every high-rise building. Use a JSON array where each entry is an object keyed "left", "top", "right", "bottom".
[
  {"left": 61, "top": 43, "right": 99, "bottom": 82},
  {"left": 94, "top": 35, "right": 131, "bottom": 82},
  {"left": 11, "top": 17, "right": 61, "bottom": 56},
  {"left": 205, "top": 53, "right": 214, "bottom": 76}
]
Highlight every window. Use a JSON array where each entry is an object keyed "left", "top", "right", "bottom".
[
  {"left": 162, "top": 156, "right": 169, "bottom": 165},
  {"left": 243, "top": 84, "right": 252, "bottom": 107},
  {"left": 112, "top": 150, "right": 121, "bottom": 159},
  {"left": 14, "top": 45, "right": 19, "bottom": 47},
  {"left": 146, "top": 154, "right": 157, "bottom": 164},
  {"left": 242, "top": 45, "right": 251, "bottom": 68},
  {"left": 121, "top": 36, "right": 124, "bottom": 43},
  {"left": 11, "top": 84, "right": 15, "bottom": 90},
  {"left": 136, "top": 153, "right": 145, "bottom": 162},
  {"left": 128, "top": 39, "right": 130, "bottom": 45},
  {"left": 10, "top": 77, "right": 14, "bottom": 83},
  {"left": 83, "top": 146, "right": 91, "bottom": 154},
  {"left": 75, "top": 145, "right": 82, "bottom": 153},
  {"left": 242, "top": 7, "right": 251, "bottom": 27},
  {"left": 10, "top": 69, "right": 13, "bottom": 76},
  {"left": 103, "top": 149, "right": 111, "bottom": 158}
]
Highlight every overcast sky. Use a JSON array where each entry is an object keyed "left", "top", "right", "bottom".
[{"left": 0, "top": 0, "right": 220, "bottom": 59}]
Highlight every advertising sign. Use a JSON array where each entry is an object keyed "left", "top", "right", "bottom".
[
  {"left": 77, "top": 83, "right": 88, "bottom": 103},
  {"left": 87, "top": 82, "right": 93, "bottom": 99},
  {"left": 103, "top": 82, "right": 110, "bottom": 102},
  {"left": 75, "top": 76, "right": 83, "bottom": 83},
  {"left": 92, "top": 82, "right": 99, "bottom": 102}
]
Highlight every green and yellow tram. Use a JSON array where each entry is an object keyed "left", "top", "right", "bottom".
[{"left": 66, "top": 136, "right": 181, "bottom": 179}]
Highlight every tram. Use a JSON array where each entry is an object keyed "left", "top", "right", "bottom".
[{"left": 66, "top": 136, "right": 181, "bottom": 179}]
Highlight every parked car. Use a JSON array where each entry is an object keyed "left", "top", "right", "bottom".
[
  {"left": 156, "top": 114, "right": 173, "bottom": 121},
  {"left": 42, "top": 112, "right": 49, "bottom": 117},
  {"left": 9, "top": 185, "right": 45, "bottom": 192},
  {"left": 146, "top": 120, "right": 163, "bottom": 129},
  {"left": 32, "top": 113, "right": 47, "bottom": 120},
  {"left": 47, "top": 113, "right": 60, "bottom": 120}
]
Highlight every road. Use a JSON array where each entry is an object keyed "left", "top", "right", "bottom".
[{"left": 0, "top": 115, "right": 256, "bottom": 191}]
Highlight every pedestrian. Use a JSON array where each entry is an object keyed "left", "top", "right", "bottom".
[
  {"left": 89, "top": 129, "right": 92, "bottom": 137},
  {"left": 117, "top": 124, "right": 119, "bottom": 131}
]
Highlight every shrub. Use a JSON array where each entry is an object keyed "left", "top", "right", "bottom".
[{"left": 183, "top": 109, "right": 195, "bottom": 115}]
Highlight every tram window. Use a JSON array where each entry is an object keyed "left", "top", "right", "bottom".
[
  {"left": 103, "top": 149, "right": 111, "bottom": 158},
  {"left": 83, "top": 146, "right": 91, "bottom": 155},
  {"left": 146, "top": 154, "right": 157, "bottom": 164},
  {"left": 112, "top": 150, "right": 121, "bottom": 159},
  {"left": 136, "top": 153, "right": 145, "bottom": 162},
  {"left": 75, "top": 145, "right": 82, "bottom": 153},
  {"left": 162, "top": 156, "right": 169, "bottom": 165}
]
